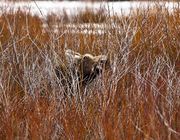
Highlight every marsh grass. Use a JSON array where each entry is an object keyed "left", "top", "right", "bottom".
[{"left": 0, "top": 3, "right": 179, "bottom": 140}]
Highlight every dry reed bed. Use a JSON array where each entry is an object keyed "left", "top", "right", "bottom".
[{"left": 0, "top": 5, "right": 179, "bottom": 140}]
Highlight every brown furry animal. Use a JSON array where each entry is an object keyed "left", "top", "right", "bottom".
[{"left": 55, "top": 49, "right": 110, "bottom": 88}]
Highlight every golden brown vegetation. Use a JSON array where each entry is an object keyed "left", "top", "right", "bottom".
[{"left": 0, "top": 4, "right": 179, "bottom": 140}]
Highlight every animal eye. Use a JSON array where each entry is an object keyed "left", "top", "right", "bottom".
[{"left": 100, "top": 60, "right": 105, "bottom": 64}]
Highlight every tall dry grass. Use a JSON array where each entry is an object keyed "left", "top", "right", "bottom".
[{"left": 0, "top": 3, "right": 179, "bottom": 140}]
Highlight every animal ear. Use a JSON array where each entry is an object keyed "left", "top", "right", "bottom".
[
  {"left": 65, "top": 49, "right": 82, "bottom": 65},
  {"left": 65, "top": 49, "right": 81, "bottom": 59},
  {"left": 99, "top": 55, "right": 111, "bottom": 70},
  {"left": 98, "top": 55, "right": 107, "bottom": 63}
]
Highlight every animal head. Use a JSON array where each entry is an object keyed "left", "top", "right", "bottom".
[
  {"left": 65, "top": 49, "right": 82, "bottom": 68},
  {"left": 81, "top": 54, "right": 109, "bottom": 76},
  {"left": 64, "top": 49, "right": 110, "bottom": 85},
  {"left": 79, "top": 54, "right": 110, "bottom": 85}
]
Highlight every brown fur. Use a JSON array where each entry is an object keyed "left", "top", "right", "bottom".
[{"left": 55, "top": 49, "right": 111, "bottom": 88}]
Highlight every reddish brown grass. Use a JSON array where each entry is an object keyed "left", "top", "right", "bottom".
[{"left": 0, "top": 4, "right": 179, "bottom": 140}]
